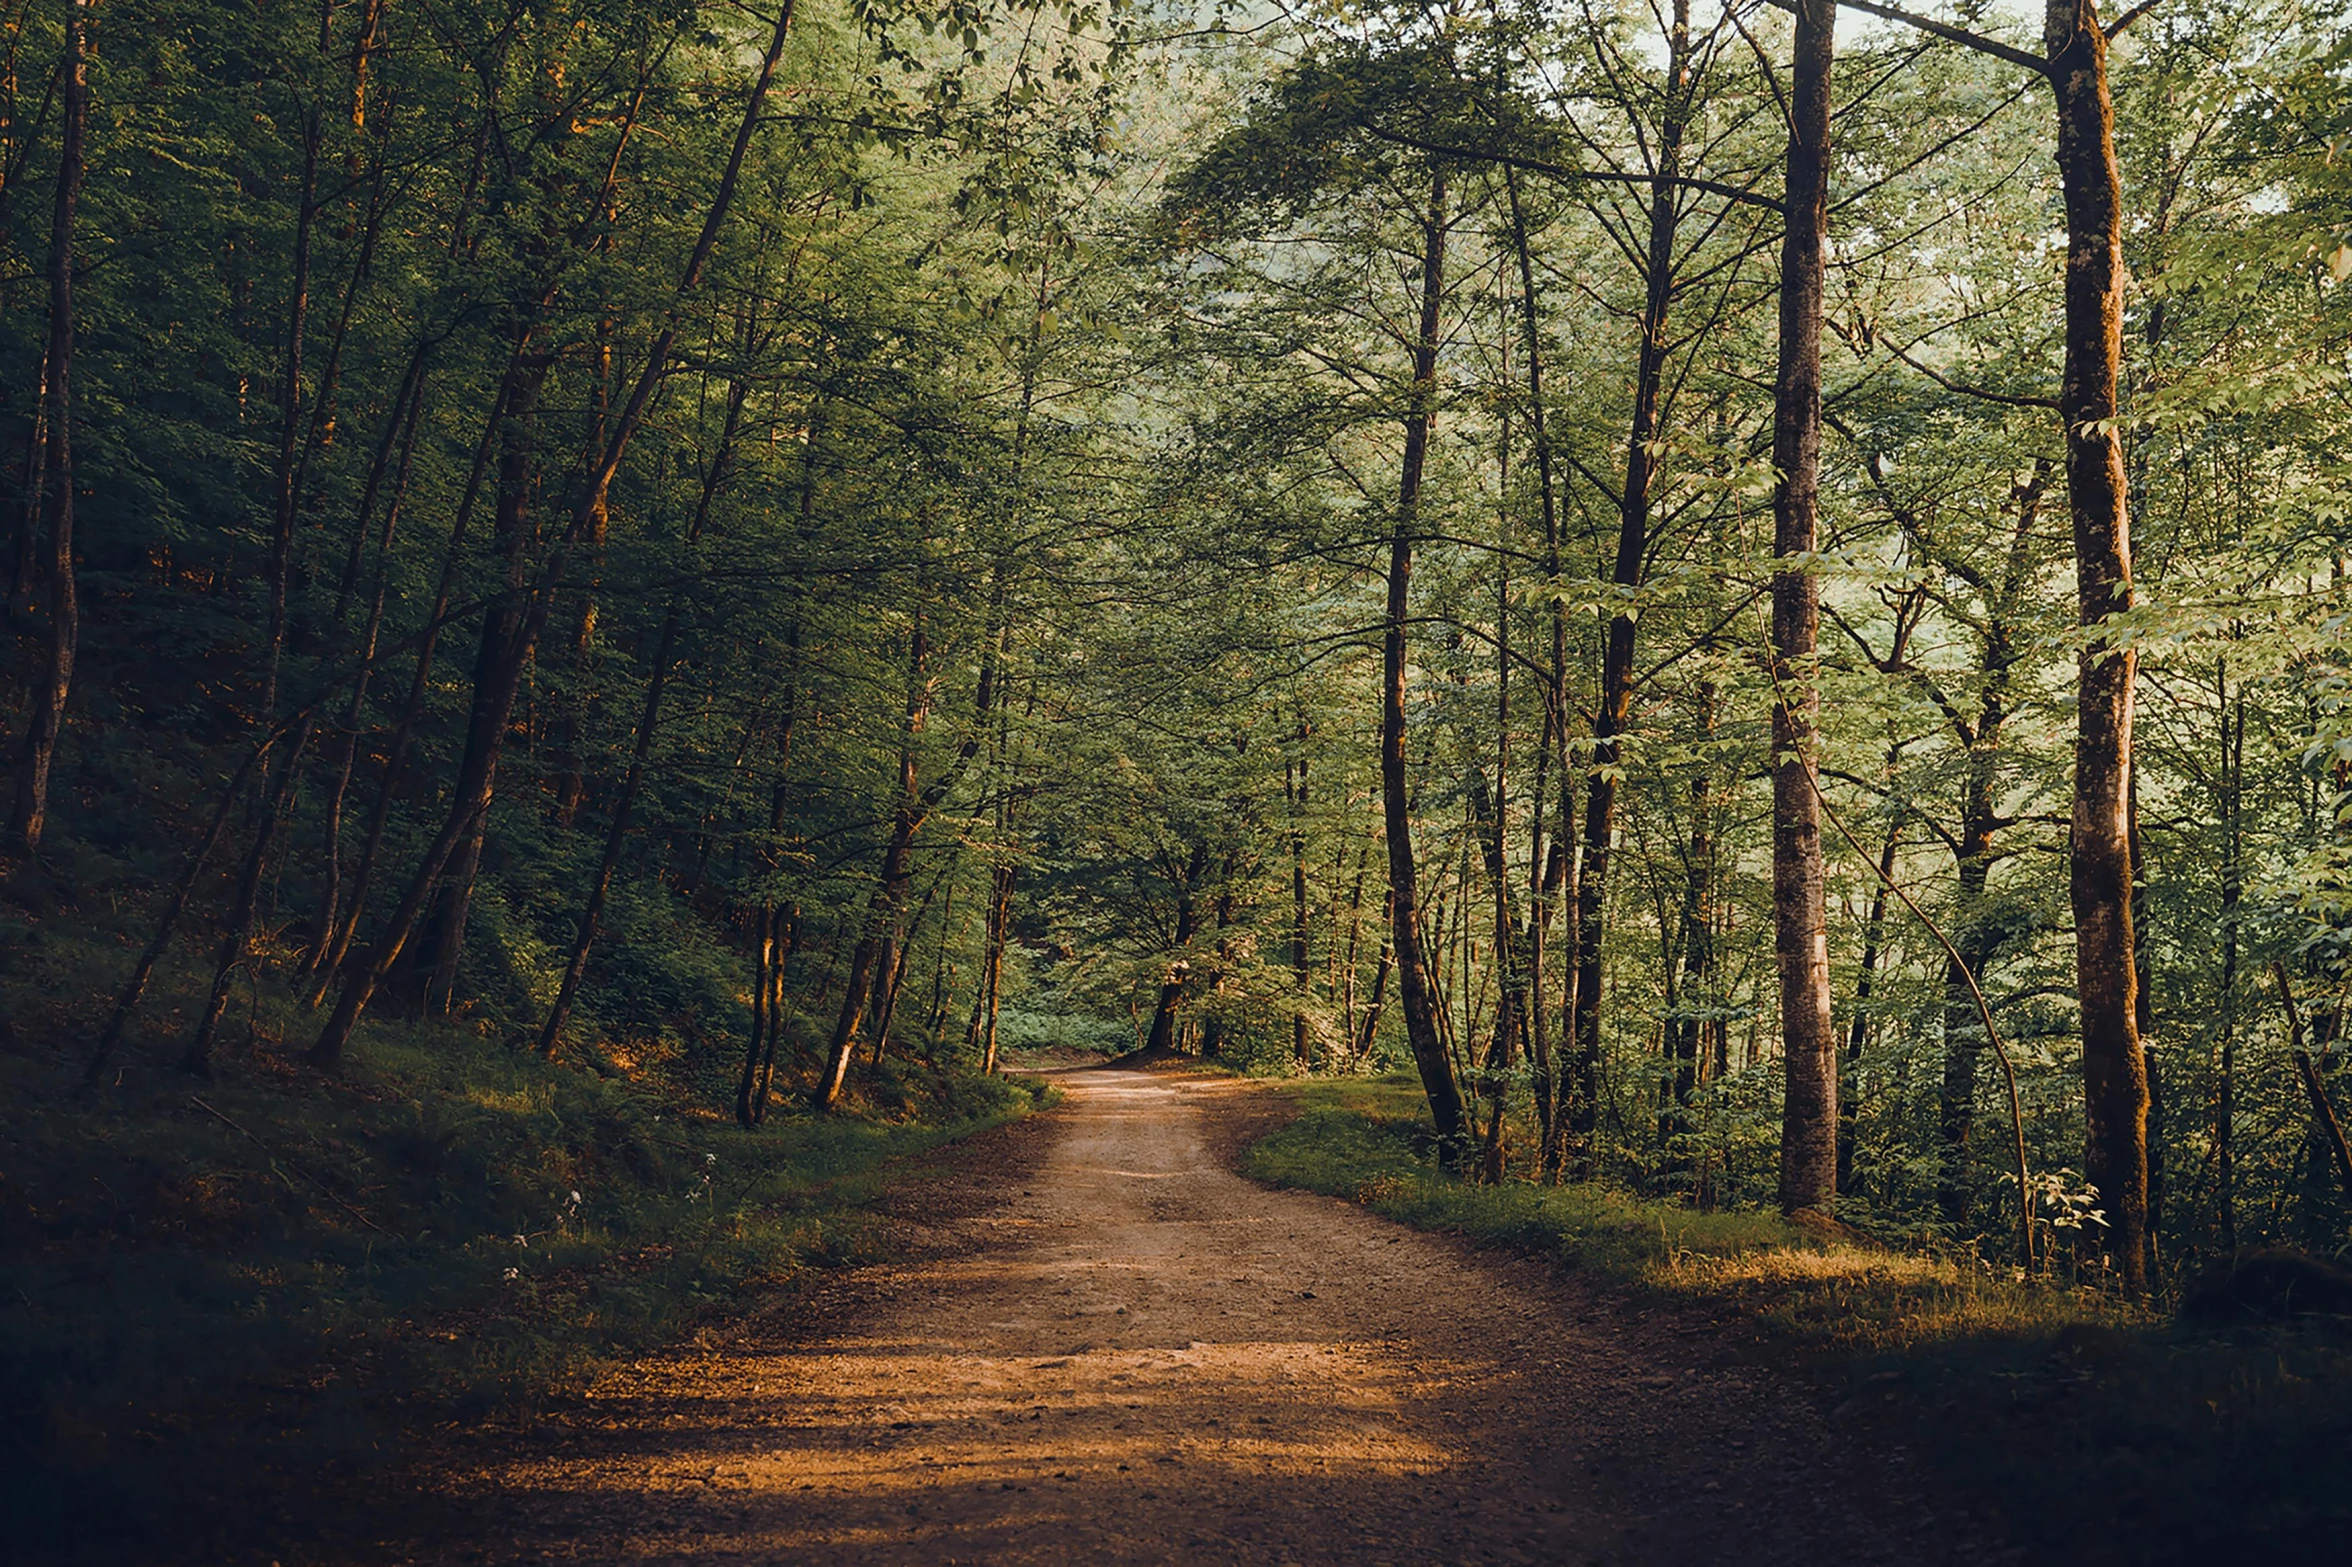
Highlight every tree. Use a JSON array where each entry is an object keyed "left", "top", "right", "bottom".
[
  {"left": 7, "top": 0, "right": 83, "bottom": 858},
  {"left": 1770, "top": 0, "right": 1839, "bottom": 1216},
  {"left": 1838, "top": 0, "right": 2154, "bottom": 1289}
]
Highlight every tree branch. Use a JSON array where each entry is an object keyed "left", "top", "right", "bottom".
[
  {"left": 1819, "top": 0, "right": 2053, "bottom": 75},
  {"left": 2104, "top": 0, "right": 2163, "bottom": 40},
  {"left": 1353, "top": 119, "right": 1784, "bottom": 215},
  {"left": 1882, "top": 336, "right": 2060, "bottom": 409}
]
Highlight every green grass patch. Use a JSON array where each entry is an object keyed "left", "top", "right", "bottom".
[
  {"left": 1245, "top": 1077, "right": 1803, "bottom": 1283},
  {"left": 1243, "top": 1076, "right": 2352, "bottom": 1566}
]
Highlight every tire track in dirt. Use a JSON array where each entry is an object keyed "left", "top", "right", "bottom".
[{"left": 434, "top": 1069, "right": 2012, "bottom": 1565}]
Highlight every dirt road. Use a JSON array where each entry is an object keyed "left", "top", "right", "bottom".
[{"left": 450, "top": 1069, "right": 2007, "bottom": 1564}]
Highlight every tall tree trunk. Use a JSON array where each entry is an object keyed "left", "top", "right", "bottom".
[
  {"left": 395, "top": 347, "right": 551, "bottom": 1014},
  {"left": 311, "top": 0, "right": 797, "bottom": 1068},
  {"left": 1383, "top": 169, "right": 1467, "bottom": 1159},
  {"left": 260, "top": 57, "right": 327, "bottom": 734},
  {"left": 303, "top": 364, "right": 426, "bottom": 973},
  {"left": 868, "top": 912, "right": 915, "bottom": 1064},
  {"left": 290, "top": 115, "right": 396, "bottom": 572},
  {"left": 308, "top": 549, "right": 544, "bottom": 1066},
  {"left": 7, "top": 0, "right": 83, "bottom": 858},
  {"left": 1549, "top": 695, "right": 1580, "bottom": 1179},
  {"left": 816, "top": 589, "right": 996, "bottom": 1109},
  {"left": 1289, "top": 737, "right": 1314, "bottom": 1066},
  {"left": 1530, "top": 825, "right": 1567, "bottom": 1170},
  {"left": 309, "top": 367, "right": 516, "bottom": 998},
  {"left": 1338, "top": 849, "right": 1367, "bottom": 1049},
  {"left": 972, "top": 673, "right": 1035, "bottom": 1077},
  {"left": 966, "top": 681, "right": 1019, "bottom": 1074},
  {"left": 740, "top": 629, "right": 804, "bottom": 1124},
  {"left": 1570, "top": 2, "right": 1692, "bottom": 1174},
  {"left": 1454, "top": 653, "right": 1522, "bottom": 1181},
  {"left": 182, "top": 718, "right": 318, "bottom": 1074},
  {"left": 872, "top": 859, "right": 953, "bottom": 1061},
  {"left": 2216, "top": 658, "right": 2241, "bottom": 1248},
  {"left": 925, "top": 856, "right": 967, "bottom": 1057},
  {"left": 740, "top": 902, "right": 778, "bottom": 1119},
  {"left": 8, "top": 347, "right": 47, "bottom": 620},
  {"left": 1478, "top": 504, "right": 1523, "bottom": 1182},
  {"left": 869, "top": 919, "right": 912, "bottom": 1064},
  {"left": 2131, "top": 760, "right": 2161, "bottom": 1256},
  {"left": 1501, "top": 166, "right": 1566, "bottom": 1163},
  {"left": 1664, "top": 677, "right": 1719, "bottom": 1175},
  {"left": 819, "top": 750, "right": 920, "bottom": 1101},
  {"left": 1918, "top": 466, "right": 2042, "bottom": 1222},
  {"left": 1772, "top": 0, "right": 1838, "bottom": 1217},
  {"left": 1837, "top": 814, "right": 1898, "bottom": 1197},
  {"left": 969, "top": 862, "right": 1014, "bottom": 1074},
  {"left": 345, "top": 0, "right": 388, "bottom": 134},
  {"left": 1355, "top": 886, "right": 1395, "bottom": 1058},
  {"left": 538, "top": 370, "right": 747, "bottom": 1058},
  {"left": 2048, "top": 0, "right": 2148, "bottom": 1290},
  {"left": 551, "top": 321, "right": 614, "bottom": 829},
  {"left": 751, "top": 905, "right": 801, "bottom": 1120},
  {"left": 534, "top": 613, "right": 677, "bottom": 1058},
  {"left": 1146, "top": 841, "right": 1211, "bottom": 1054}
]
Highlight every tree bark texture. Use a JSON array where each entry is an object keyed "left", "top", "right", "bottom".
[
  {"left": 2216, "top": 665, "right": 2242, "bottom": 1246},
  {"left": 970, "top": 864, "right": 1014, "bottom": 1074},
  {"left": 2048, "top": 0, "right": 2148, "bottom": 1290},
  {"left": 1770, "top": 0, "right": 1838, "bottom": 1217},
  {"left": 1383, "top": 169, "right": 1468, "bottom": 1157}
]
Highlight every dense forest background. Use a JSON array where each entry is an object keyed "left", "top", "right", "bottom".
[{"left": 4, "top": 0, "right": 2352, "bottom": 1546}]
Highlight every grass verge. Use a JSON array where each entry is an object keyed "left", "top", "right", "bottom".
[
  {"left": 1243, "top": 1075, "right": 2352, "bottom": 1567},
  {"left": 0, "top": 1012, "right": 1049, "bottom": 1564}
]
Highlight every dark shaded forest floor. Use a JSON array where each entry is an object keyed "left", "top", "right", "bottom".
[
  {"left": 381, "top": 1068, "right": 2009, "bottom": 1566},
  {"left": 0, "top": 969, "right": 1045, "bottom": 1567}
]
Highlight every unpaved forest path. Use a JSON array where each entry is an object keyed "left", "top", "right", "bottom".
[{"left": 444, "top": 1069, "right": 2011, "bottom": 1565}]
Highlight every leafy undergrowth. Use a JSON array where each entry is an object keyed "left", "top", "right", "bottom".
[
  {"left": 1244, "top": 1076, "right": 2352, "bottom": 1567},
  {"left": 0, "top": 993, "right": 1048, "bottom": 1563}
]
